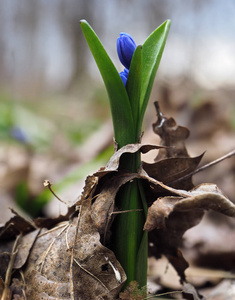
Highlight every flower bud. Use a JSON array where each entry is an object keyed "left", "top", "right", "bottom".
[
  {"left": 119, "top": 68, "right": 129, "bottom": 86},
  {"left": 117, "top": 33, "right": 136, "bottom": 69}
]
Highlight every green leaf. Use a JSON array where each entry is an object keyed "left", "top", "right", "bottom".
[
  {"left": 139, "top": 20, "right": 171, "bottom": 130},
  {"left": 80, "top": 20, "right": 135, "bottom": 147},
  {"left": 126, "top": 45, "right": 142, "bottom": 140},
  {"left": 136, "top": 231, "right": 148, "bottom": 287}
]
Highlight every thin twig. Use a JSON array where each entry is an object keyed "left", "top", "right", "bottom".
[
  {"left": 38, "top": 222, "right": 68, "bottom": 237},
  {"left": 144, "top": 290, "right": 182, "bottom": 299},
  {"left": 170, "top": 149, "right": 235, "bottom": 185},
  {"left": 44, "top": 179, "right": 67, "bottom": 205},
  {"left": 73, "top": 258, "right": 109, "bottom": 291},
  {"left": 103, "top": 209, "right": 143, "bottom": 245},
  {"left": 111, "top": 209, "right": 143, "bottom": 215}
]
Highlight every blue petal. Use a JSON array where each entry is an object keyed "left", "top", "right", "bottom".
[
  {"left": 119, "top": 68, "right": 129, "bottom": 86},
  {"left": 117, "top": 32, "right": 136, "bottom": 69},
  {"left": 10, "top": 126, "right": 29, "bottom": 143}
]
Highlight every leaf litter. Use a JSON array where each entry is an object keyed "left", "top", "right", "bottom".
[{"left": 0, "top": 102, "right": 235, "bottom": 299}]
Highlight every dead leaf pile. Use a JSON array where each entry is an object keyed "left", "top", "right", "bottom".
[
  {"left": 0, "top": 102, "right": 234, "bottom": 299},
  {"left": 0, "top": 176, "right": 126, "bottom": 299}
]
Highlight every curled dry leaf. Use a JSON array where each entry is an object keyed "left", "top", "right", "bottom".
[
  {"left": 144, "top": 183, "right": 235, "bottom": 281},
  {"left": 175, "top": 183, "right": 235, "bottom": 217},
  {"left": 91, "top": 165, "right": 192, "bottom": 242},
  {"left": 144, "top": 196, "right": 179, "bottom": 232},
  {"left": 101, "top": 143, "right": 164, "bottom": 172},
  {"left": 144, "top": 183, "right": 235, "bottom": 232}
]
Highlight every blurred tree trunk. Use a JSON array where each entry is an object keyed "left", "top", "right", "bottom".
[{"left": 59, "top": 0, "right": 96, "bottom": 91}]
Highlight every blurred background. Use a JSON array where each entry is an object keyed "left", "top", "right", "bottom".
[
  {"left": 0, "top": 0, "right": 234, "bottom": 220},
  {"left": 0, "top": 1, "right": 235, "bottom": 297}
]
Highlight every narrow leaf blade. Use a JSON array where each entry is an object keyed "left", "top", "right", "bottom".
[
  {"left": 126, "top": 45, "right": 142, "bottom": 140},
  {"left": 80, "top": 20, "right": 135, "bottom": 147},
  {"left": 140, "top": 20, "right": 171, "bottom": 124}
]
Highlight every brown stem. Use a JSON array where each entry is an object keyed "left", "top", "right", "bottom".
[{"left": 43, "top": 180, "right": 67, "bottom": 205}]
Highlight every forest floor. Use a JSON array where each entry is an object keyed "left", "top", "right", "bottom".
[{"left": 0, "top": 77, "right": 235, "bottom": 299}]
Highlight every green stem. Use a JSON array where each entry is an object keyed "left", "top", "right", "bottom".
[{"left": 112, "top": 151, "right": 147, "bottom": 289}]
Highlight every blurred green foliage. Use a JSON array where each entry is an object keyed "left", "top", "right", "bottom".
[{"left": 0, "top": 89, "right": 113, "bottom": 217}]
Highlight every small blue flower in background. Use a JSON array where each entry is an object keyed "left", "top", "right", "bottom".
[
  {"left": 117, "top": 32, "right": 136, "bottom": 69},
  {"left": 10, "top": 126, "right": 28, "bottom": 144},
  {"left": 119, "top": 68, "right": 129, "bottom": 86}
]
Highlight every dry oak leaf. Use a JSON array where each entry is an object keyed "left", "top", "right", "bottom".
[
  {"left": 144, "top": 102, "right": 204, "bottom": 191},
  {"left": 142, "top": 154, "right": 204, "bottom": 191}
]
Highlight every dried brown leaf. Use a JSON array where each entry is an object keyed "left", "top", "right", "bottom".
[
  {"left": 0, "top": 206, "right": 76, "bottom": 242},
  {"left": 0, "top": 101, "right": 233, "bottom": 298},
  {"left": 13, "top": 230, "right": 40, "bottom": 269},
  {"left": 10, "top": 216, "right": 125, "bottom": 299},
  {"left": 72, "top": 194, "right": 126, "bottom": 299},
  {"left": 143, "top": 197, "right": 179, "bottom": 231},
  {"left": 143, "top": 154, "right": 204, "bottom": 191},
  {"left": 2, "top": 174, "right": 126, "bottom": 299},
  {"left": 0, "top": 210, "right": 37, "bottom": 241},
  {"left": 145, "top": 183, "right": 235, "bottom": 282},
  {"left": 174, "top": 183, "right": 235, "bottom": 217},
  {"left": 153, "top": 101, "right": 190, "bottom": 159},
  {"left": 144, "top": 184, "right": 235, "bottom": 232},
  {"left": 101, "top": 143, "right": 164, "bottom": 172},
  {"left": 91, "top": 173, "right": 138, "bottom": 235}
]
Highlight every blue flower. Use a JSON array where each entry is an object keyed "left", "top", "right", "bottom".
[
  {"left": 119, "top": 68, "right": 129, "bottom": 86},
  {"left": 117, "top": 32, "right": 136, "bottom": 69},
  {"left": 10, "top": 126, "right": 28, "bottom": 143}
]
